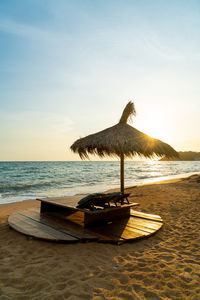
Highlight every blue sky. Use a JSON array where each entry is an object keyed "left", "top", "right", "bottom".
[{"left": 0, "top": 0, "right": 200, "bottom": 160}]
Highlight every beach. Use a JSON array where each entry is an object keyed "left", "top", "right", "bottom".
[{"left": 0, "top": 174, "right": 199, "bottom": 300}]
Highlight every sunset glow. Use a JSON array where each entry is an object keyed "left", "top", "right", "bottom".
[{"left": 0, "top": 1, "right": 199, "bottom": 161}]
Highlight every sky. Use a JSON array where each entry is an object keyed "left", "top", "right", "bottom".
[{"left": 0, "top": 0, "right": 200, "bottom": 161}]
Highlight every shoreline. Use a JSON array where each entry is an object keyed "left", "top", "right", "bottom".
[
  {"left": 1, "top": 171, "right": 200, "bottom": 207},
  {"left": 1, "top": 172, "right": 198, "bottom": 215},
  {"left": 0, "top": 173, "right": 199, "bottom": 299}
]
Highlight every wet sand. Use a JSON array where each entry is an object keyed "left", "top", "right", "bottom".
[{"left": 0, "top": 174, "right": 199, "bottom": 299}]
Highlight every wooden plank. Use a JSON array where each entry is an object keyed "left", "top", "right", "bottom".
[
  {"left": 30, "top": 208, "right": 113, "bottom": 243},
  {"left": 12, "top": 212, "right": 79, "bottom": 242},
  {"left": 21, "top": 209, "right": 98, "bottom": 242},
  {"left": 46, "top": 210, "right": 85, "bottom": 226},
  {"left": 90, "top": 214, "right": 163, "bottom": 242},
  {"left": 128, "top": 216, "right": 163, "bottom": 230},
  {"left": 40, "top": 201, "right": 78, "bottom": 215},
  {"left": 116, "top": 218, "right": 156, "bottom": 234},
  {"left": 126, "top": 223, "right": 157, "bottom": 234},
  {"left": 89, "top": 225, "right": 125, "bottom": 244},
  {"left": 124, "top": 225, "right": 151, "bottom": 236},
  {"left": 90, "top": 222, "right": 145, "bottom": 242},
  {"left": 8, "top": 212, "right": 79, "bottom": 242},
  {"left": 37, "top": 195, "right": 86, "bottom": 208},
  {"left": 110, "top": 223, "right": 148, "bottom": 240},
  {"left": 118, "top": 216, "right": 163, "bottom": 232},
  {"left": 53, "top": 211, "right": 117, "bottom": 243},
  {"left": 131, "top": 210, "right": 163, "bottom": 222},
  {"left": 117, "top": 227, "right": 148, "bottom": 240},
  {"left": 9, "top": 215, "right": 54, "bottom": 241}
]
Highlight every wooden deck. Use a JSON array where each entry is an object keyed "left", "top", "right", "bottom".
[{"left": 8, "top": 196, "right": 163, "bottom": 245}]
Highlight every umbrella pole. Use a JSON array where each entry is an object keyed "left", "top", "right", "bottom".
[{"left": 120, "top": 153, "right": 124, "bottom": 194}]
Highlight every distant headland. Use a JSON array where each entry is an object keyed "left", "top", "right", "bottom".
[{"left": 160, "top": 151, "right": 200, "bottom": 161}]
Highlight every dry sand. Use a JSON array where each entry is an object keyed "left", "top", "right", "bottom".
[{"left": 0, "top": 174, "right": 199, "bottom": 300}]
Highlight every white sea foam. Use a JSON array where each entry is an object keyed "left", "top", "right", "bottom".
[{"left": 0, "top": 161, "right": 199, "bottom": 204}]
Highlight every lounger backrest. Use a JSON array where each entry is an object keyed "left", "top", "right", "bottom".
[
  {"left": 77, "top": 193, "right": 104, "bottom": 208},
  {"left": 77, "top": 192, "right": 130, "bottom": 209}
]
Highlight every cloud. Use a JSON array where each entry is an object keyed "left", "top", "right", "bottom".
[{"left": 0, "top": 18, "right": 66, "bottom": 43}]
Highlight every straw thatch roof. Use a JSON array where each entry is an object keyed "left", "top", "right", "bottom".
[{"left": 70, "top": 102, "right": 178, "bottom": 160}]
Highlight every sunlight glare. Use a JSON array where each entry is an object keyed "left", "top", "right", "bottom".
[{"left": 136, "top": 116, "right": 170, "bottom": 142}]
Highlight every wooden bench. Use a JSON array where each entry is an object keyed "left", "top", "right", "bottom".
[{"left": 37, "top": 196, "right": 138, "bottom": 227}]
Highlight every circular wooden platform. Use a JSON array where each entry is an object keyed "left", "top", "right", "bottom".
[{"left": 8, "top": 208, "right": 163, "bottom": 245}]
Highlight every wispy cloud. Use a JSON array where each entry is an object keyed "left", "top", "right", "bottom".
[
  {"left": 0, "top": 18, "right": 66, "bottom": 42},
  {"left": 141, "top": 30, "right": 185, "bottom": 61}
]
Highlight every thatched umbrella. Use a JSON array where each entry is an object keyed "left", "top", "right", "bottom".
[{"left": 70, "top": 102, "right": 178, "bottom": 194}]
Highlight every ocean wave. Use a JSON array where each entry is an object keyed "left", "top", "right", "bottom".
[
  {"left": 136, "top": 175, "right": 150, "bottom": 180},
  {"left": 0, "top": 180, "right": 59, "bottom": 193},
  {"left": 0, "top": 161, "right": 199, "bottom": 205}
]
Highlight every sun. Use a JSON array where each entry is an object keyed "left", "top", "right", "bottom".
[
  {"left": 136, "top": 117, "right": 169, "bottom": 142},
  {"left": 145, "top": 123, "right": 167, "bottom": 141}
]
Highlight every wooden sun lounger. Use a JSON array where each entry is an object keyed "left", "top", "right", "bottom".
[
  {"left": 77, "top": 192, "right": 130, "bottom": 210},
  {"left": 37, "top": 194, "right": 138, "bottom": 227}
]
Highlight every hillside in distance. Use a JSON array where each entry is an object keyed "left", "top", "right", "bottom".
[{"left": 160, "top": 151, "right": 200, "bottom": 161}]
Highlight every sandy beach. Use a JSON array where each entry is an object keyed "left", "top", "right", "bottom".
[{"left": 0, "top": 174, "right": 199, "bottom": 300}]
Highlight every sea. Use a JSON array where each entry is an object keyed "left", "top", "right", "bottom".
[{"left": 0, "top": 161, "right": 199, "bottom": 205}]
